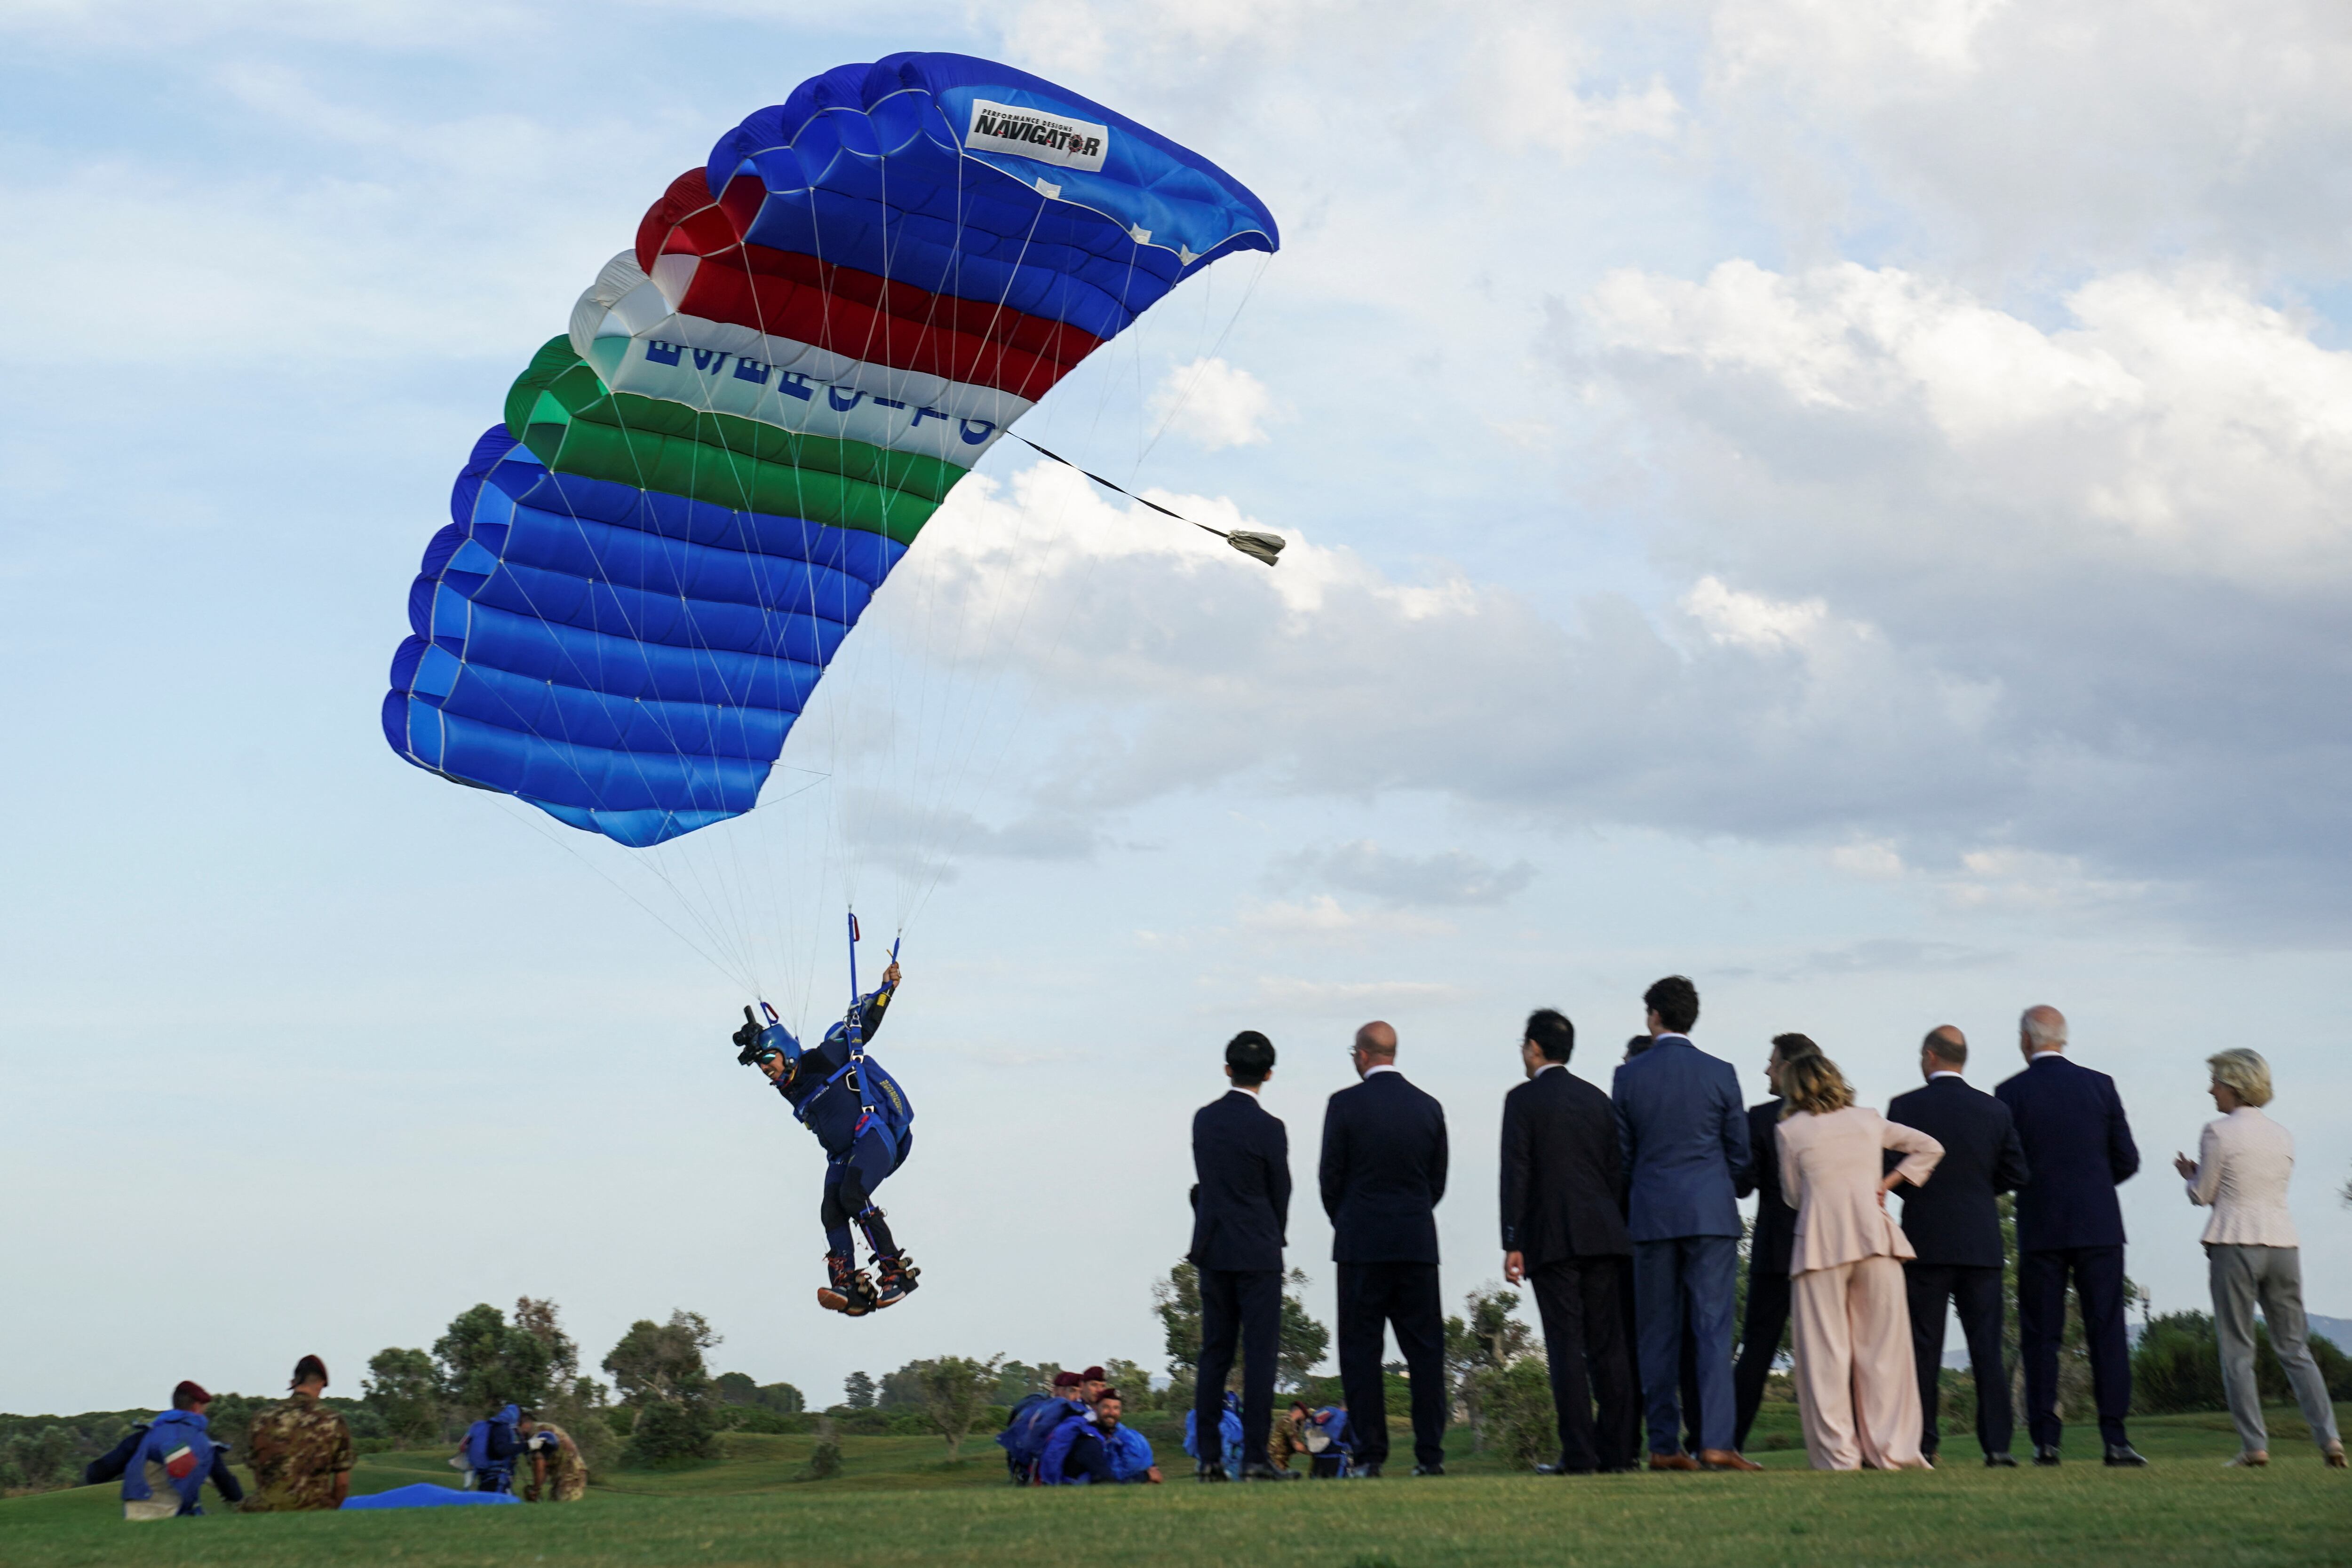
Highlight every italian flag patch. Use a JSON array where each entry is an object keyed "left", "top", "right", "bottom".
[{"left": 163, "top": 1444, "right": 197, "bottom": 1480}]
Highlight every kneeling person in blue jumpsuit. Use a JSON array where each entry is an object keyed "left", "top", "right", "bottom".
[{"left": 736, "top": 960, "right": 920, "bottom": 1315}]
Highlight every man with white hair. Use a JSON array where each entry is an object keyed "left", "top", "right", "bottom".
[{"left": 1994, "top": 1006, "right": 2146, "bottom": 1467}]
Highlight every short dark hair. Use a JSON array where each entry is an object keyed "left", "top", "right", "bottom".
[
  {"left": 1226, "top": 1030, "right": 1275, "bottom": 1087},
  {"left": 1624, "top": 1034, "right": 1653, "bottom": 1060},
  {"left": 1922, "top": 1027, "right": 1966, "bottom": 1067},
  {"left": 1525, "top": 1009, "right": 1575, "bottom": 1063},
  {"left": 1644, "top": 975, "right": 1699, "bottom": 1034},
  {"left": 1771, "top": 1032, "right": 1820, "bottom": 1064}
]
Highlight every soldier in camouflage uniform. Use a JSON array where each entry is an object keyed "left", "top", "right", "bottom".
[
  {"left": 242, "top": 1355, "right": 355, "bottom": 1512},
  {"left": 519, "top": 1412, "right": 588, "bottom": 1502}
]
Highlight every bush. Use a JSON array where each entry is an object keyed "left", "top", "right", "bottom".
[
  {"left": 729, "top": 1408, "right": 814, "bottom": 1435},
  {"left": 1463, "top": 1358, "right": 1555, "bottom": 1470},
  {"left": 805, "top": 1439, "right": 843, "bottom": 1480},
  {"left": 2133, "top": 1312, "right": 2352, "bottom": 1414},
  {"left": 624, "top": 1397, "right": 722, "bottom": 1467}
]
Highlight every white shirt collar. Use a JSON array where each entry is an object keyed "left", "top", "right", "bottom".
[
  {"left": 1651, "top": 1033, "right": 1691, "bottom": 1048},
  {"left": 1229, "top": 1083, "right": 1260, "bottom": 1099},
  {"left": 1929, "top": 1070, "right": 1965, "bottom": 1082},
  {"left": 1364, "top": 1062, "right": 1399, "bottom": 1078},
  {"left": 2029, "top": 1050, "right": 2065, "bottom": 1062},
  {"left": 1533, "top": 1061, "right": 1565, "bottom": 1076}
]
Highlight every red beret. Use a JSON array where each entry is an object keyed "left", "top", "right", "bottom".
[
  {"left": 1052, "top": 1371, "right": 1081, "bottom": 1388},
  {"left": 172, "top": 1380, "right": 211, "bottom": 1408},
  {"left": 1081, "top": 1366, "right": 1106, "bottom": 1381}
]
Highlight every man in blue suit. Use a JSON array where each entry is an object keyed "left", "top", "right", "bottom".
[
  {"left": 1610, "top": 976, "right": 1758, "bottom": 1472},
  {"left": 1188, "top": 1029, "right": 1291, "bottom": 1481},
  {"left": 1994, "top": 1005, "right": 2147, "bottom": 1467}
]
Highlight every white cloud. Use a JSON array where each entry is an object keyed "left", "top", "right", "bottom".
[
  {"left": 1277, "top": 840, "right": 1535, "bottom": 906},
  {"left": 1236, "top": 896, "right": 1454, "bottom": 942},
  {"left": 1242, "top": 975, "right": 1469, "bottom": 1015},
  {"left": 1147, "top": 356, "right": 1278, "bottom": 450},
  {"left": 1467, "top": 17, "right": 1682, "bottom": 160}
]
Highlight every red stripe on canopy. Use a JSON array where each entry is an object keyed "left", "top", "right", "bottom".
[{"left": 634, "top": 169, "right": 1103, "bottom": 402}]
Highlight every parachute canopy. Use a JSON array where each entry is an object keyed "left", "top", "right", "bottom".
[{"left": 385, "top": 53, "right": 1277, "bottom": 848}]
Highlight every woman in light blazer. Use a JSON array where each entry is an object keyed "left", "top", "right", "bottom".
[
  {"left": 1777, "top": 1049, "right": 1944, "bottom": 1470},
  {"left": 2172, "top": 1049, "right": 2346, "bottom": 1468}
]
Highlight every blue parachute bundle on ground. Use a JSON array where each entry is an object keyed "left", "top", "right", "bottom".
[{"left": 341, "top": 1482, "right": 520, "bottom": 1510}]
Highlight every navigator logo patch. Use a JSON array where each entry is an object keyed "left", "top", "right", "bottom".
[{"left": 966, "top": 99, "right": 1110, "bottom": 174}]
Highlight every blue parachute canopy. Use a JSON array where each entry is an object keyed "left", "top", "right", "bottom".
[{"left": 382, "top": 52, "right": 1275, "bottom": 848}]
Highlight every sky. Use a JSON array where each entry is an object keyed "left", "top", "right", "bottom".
[{"left": 4, "top": 0, "right": 2350, "bottom": 1416}]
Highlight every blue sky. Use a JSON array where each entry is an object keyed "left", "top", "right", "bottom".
[{"left": 4, "top": 0, "right": 2350, "bottom": 1415}]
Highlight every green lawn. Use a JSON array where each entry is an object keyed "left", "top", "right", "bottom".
[{"left": 3, "top": 1405, "right": 2344, "bottom": 1567}]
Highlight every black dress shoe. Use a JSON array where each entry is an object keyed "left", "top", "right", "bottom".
[
  {"left": 1195, "top": 1461, "right": 1229, "bottom": 1482},
  {"left": 1985, "top": 1452, "right": 2018, "bottom": 1468},
  {"left": 1411, "top": 1463, "right": 1446, "bottom": 1477},
  {"left": 2103, "top": 1444, "right": 2149, "bottom": 1467},
  {"left": 1535, "top": 1463, "right": 1595, "bottom": 1476},
  {"left": 1353, "top": 1462, "right": 1383, "bottom": 1479},
  {"left": 2032, "top": 1445, "right": 2063, "bottom": 1466}
]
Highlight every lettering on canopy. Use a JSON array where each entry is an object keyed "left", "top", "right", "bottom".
[{"left": 965, "top": 99, "right": 1110, "bottom": 174}]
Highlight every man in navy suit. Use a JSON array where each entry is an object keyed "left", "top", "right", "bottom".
[
  {"left": 1611, "top": 976, "right": 1758, "bottom": 1472},
  {"left": 1189, "top": 1029, "right": 1292, "bottom": 1481},
  {"left": 1994, "top": 1005, "right": 2146, "bottom": 1467},
  {"left": 1731, "top": 1031, "right": 1818, "bottom": 1453},
  {"left": 1502, "top": 1009, "right": 1637, "bottom": 1474},
  {"left": 1888, "top": 1025, "right": 2029, "bottom": 1466},
  {"left": 1320, "top": 1020, "right": 1450, "bottom": 1476}
]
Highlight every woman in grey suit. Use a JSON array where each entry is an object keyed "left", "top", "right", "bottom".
[{"left": 2172, "top": 1049, "right": 2346, "bottom": 1468}]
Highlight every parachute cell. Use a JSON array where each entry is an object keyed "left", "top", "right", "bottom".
[{"left": 383, "top": 52, "right": 1277, "bottom": 847}]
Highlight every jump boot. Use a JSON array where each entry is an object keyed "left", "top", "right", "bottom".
[
  {"left": 871, "top": 1253, "right": 922, "bottom": 1309},
  {"left": 818, "top": 1252, "right": 878, "bottom": 1316}
]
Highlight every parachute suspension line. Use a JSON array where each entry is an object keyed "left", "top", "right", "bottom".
[
  {"left": 898, "top": 240, "right": 1277, "bottom": 935},
  {"left": 1135, "top": 250, "right": 1271, "bottom": 475},
  {"left": 1000, "top": 434, "right": 1285, "bottom": 566},
  {"left": 488, "top": 794, "right": 751, "bottom": 994}
]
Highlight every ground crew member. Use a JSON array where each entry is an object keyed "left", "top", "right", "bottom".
[
  {"left": 242, "top": 1354, "right": 355, "bottom": 1512},
  {"left": 520, "top": 1411, "right": 589, "bottom": 1501},
  {"left": 119, "top": 1382, "right": 243, "bottom": 1520}
]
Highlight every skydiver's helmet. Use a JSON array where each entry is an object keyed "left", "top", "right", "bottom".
[{"left": 733, "top": 1006, "right": 804, "bottom": 1071}]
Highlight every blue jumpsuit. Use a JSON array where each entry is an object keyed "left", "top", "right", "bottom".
[{"left": 771, "top": 984, "right": 913, "bottom": 1259}]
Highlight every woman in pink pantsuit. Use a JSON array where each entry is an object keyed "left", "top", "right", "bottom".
[{"left": 1777, "top": 1051, "right": 1944, "bottom": 1470}]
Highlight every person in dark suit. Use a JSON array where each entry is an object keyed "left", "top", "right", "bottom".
[
  {"left": 1887, "top": 1025, "right": 2029, "bottom": 1466},
  {"left": 1731, "top": 1031, "right": 1820, "bottom": 1452},
  {"left": 1611, "top": 976, "right": 1759, "bottom": 1472},
  {"left": 1320, "top": 1019, "right": 1450, "bottom": 1477},
  {"left": 1502, "top": 1008, "right": 1637, "bottom": 1474},
  {"left": 1993, "top": 1005, "right": 2145, "bottom": 1467},
  {"left": 1188, "top": 1029, "right": 1292, "bottom": 1481}
]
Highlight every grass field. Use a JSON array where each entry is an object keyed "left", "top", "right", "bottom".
[{"left": 4, "top": 1403, "right": 2344, "bottom": 1567}]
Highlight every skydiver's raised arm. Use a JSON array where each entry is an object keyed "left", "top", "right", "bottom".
[{"left": 858, "top": 961, "right": 902, "bottom": 1041}]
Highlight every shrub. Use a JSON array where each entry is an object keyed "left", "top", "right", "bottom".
[{"left": 1463, "top": 1357, "right": 1555, "bottom": 1470}]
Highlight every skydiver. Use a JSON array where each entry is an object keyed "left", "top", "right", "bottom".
[{"left": 731, "top": 961, "right": 920, "bottom": 1316}]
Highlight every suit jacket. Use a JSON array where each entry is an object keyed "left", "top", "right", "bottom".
[
  {"left": 1319, "top": 1069, "right": 1448, "bottom": 1264},
  {"left": 1500, "top": 1064, "right": 1631, "bottom": 1267},
  {"left": 1189, "top": 1089, "right": 1291, "bottom": 1272},
  {"left": 1993, "top": 1054, "right": 2139, "bottom": 1252},
  {"left": 1611, "top": 1036, "right": 1749, "bottom": 1243},
  {"left": 1886, "top": 1076, "right": 2029, "bottom": 1268},
  {"left": 1777, "top": 1106, "right": 1942, "bottom": 1275},
  {"left": 1736, "top": 1098, "right": 1799, "bottom": 1276}
]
